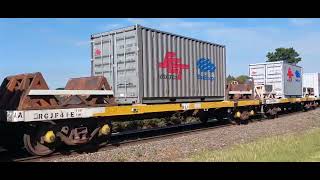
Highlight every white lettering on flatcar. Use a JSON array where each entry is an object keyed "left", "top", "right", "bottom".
[
  {"left": 181, "top": 103, "right": 190, "bottom": 110},
  {"left": 6, "top": 107, "right": 105, "bottom": 122},
  {"left": 33, "top": 111, "right": 77, "bottom": 120},
  {"left": 7, "top": 111, "right": 24, "bottom": 121},
  {"left": 265, "top": 99, "right": 280, "bottom": 104}
]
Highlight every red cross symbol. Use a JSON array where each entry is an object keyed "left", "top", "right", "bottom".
[
  {"left": 287, "top": 67, "right": 294, "bottom": 81},
  {"left": 95, "top": 49, "right": 102, "bottom": 56}
]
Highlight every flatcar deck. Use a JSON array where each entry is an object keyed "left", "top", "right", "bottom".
[{"left": 3, "top": 97, "right": 319, "bottom": 123}]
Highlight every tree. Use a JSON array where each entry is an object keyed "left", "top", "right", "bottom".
[
  {"left": 227, "top": 75, "right": 250, "bottom": 84},
  {"left": 227, "top": 75, "right": 236, "bottom": 83},
  {"left": 266, "top": 47, "right": 302, "bottom": 64},
  {"left": 236, "top": 75, "right": 250, "bottom": 84}
]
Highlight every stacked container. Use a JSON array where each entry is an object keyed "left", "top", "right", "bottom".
[
  {"left": 249, "top": 61, "right": 303, "bottom": 98},
  {"left": 91, "top": 25, "right": 226, "bottom": 104}
]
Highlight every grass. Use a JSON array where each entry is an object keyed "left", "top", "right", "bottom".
[{"left": 187, "top": 128, "right": 320, "bottom": 162}]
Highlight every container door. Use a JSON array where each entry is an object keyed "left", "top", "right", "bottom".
[
  {"left": 92, "top": 35, "right": 114, "bottom": 90},
  {"left": 266, "top": 63, "right": 283, "bottom": 98},
  {"left": 113, "top": 30, "right": 139, "bottom": 104},
  {"left": 283, "top": 64, "right": 302, "bottom": 97},
  {"left": 302, "top": 74, "right": 313, "bottom": 96},
  {"left": 302, "top": 74, "right": 313, "bottom": 89},
  {"left": 249, "top": 64, "right": 266, "bottom": 85}
]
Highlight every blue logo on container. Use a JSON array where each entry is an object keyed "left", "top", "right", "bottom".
[
  {"left": 196, "top": 58, "right": 216, "bottom": 81},
  {"left": 295, "top": 70, "right": 301, "bottom": 78},
  {"left": 295, "top": 70, "right": 301, "bottom": 82}
]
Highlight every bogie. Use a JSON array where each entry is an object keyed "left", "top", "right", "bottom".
[
  {"left": 23, "top": 122, "right": 59, "bottom": 156},
  {"left": 20, "top": 119, "right": 113, "bottom": 156}
]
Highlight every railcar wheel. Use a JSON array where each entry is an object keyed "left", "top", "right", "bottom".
[
  {"left": 23, "top": 123, "right": 58, "bottom": 156},
  {"left": 199, "top": 112, "right": 209, "bottom": 123},
  {"left": 240, "top": 111, "right": 250, "bottom": 124},
  {"left": 23, "top": 134, "right": 56, "bottom": 156},
  {"left": 91, "top": 121, "right": 113, "bottom": 147}
]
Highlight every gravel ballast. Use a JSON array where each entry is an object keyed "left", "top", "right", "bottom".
[{"left": 45, "top": 109, "right": 320, "bottom": 162}]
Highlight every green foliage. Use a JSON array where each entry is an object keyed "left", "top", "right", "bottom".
[
  {"left": 266, "top": 47, "right": 302, "bottom": 64},
  {"left": 227, "top": 75, "right": 236, "bottom": 83},
  {"left": 236, "top": 75, "right": 250, "bottom": 84},
  {"left": 227, "top": 74, "right": 250, "bottom": 84}
]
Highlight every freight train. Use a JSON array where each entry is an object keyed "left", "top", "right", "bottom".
[{"left": 0, "top": 24, "right": 319, "bottom": 156}]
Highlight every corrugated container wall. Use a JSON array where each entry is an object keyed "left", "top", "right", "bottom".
[
  {"left": 249, "top": 61, "right": 303, "bottom": 98},
  {"left": 91, "top": 25, "right": 226, "bottom": 104},
  {"left": 303, "top": 73, "right": 320, "bottom": 97}
]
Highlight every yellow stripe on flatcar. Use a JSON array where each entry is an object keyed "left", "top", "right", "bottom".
[
  {"left": 94, "top": 101, "right": 234, "bottom": 117},
  {"left": 237, "top": 100, "right": 261, "bottom": 107},
  {"left": 93, "top": 97, "right": 320, "bottom": 117},
  {"left": 278, "top": 98, "right": 290, "bottom": 103},
  {"left": 279, "top": 98, "right": 294, "bottom": 103},
  {"left": 288, "top": 98, "right": 303, "bottom": 103},
  {"left": 299, "top": 98, "right": 307, "bottom": 102},
  {"left": 305, "top": 97, "right": 317, "bottom": 101},
  {"left": 198, "top": 101, "right": 235, "bottom": 109}
]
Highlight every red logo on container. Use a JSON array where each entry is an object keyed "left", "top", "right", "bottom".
[
  {"left": 159, "top": 52, "right": 190, "bottom": 80},
  {"left": 287, "top": 67, "right": 294, "bottom": 81},
  {"left": 95, "top": 49, "right": 102, "bottom": 56}
]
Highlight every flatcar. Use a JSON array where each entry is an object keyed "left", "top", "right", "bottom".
[{"left": 0, "top": 25, "right": 318, "bottom": 156}]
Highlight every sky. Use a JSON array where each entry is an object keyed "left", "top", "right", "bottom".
[{"left": 1, "top": 18, "right": 320, "bottom": 89}]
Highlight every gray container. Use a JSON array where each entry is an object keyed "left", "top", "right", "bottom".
[
  {"left": 91, "top": 25, "right": 226, "bottom": 104},
  {"left": 249, "top": 61, "right": 303, "bottom": 98}
]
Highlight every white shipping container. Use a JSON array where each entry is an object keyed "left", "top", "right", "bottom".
[
  {"left": 303, "top": 73, "right": 320, "bottom": 97},
  {"left": 249, "top": 61, "right": 303, "bottom": 98}
]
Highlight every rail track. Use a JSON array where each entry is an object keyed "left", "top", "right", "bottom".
[{"left": 0, "top": 108, "right": 310, "bottom": 162}]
